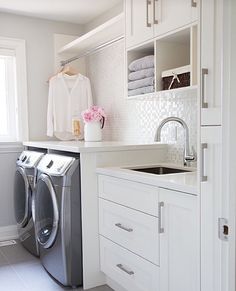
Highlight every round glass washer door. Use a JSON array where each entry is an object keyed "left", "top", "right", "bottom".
[
  {"left": 34, "top": 174, "right": 59, "bottom": 249},
  {"left": 14, "top": 167, "right": 30, "bottom": 227}
]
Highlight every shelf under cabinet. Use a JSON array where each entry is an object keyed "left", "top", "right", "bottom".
[
  {"left": 126, "top": 85, "right": 198, "bottom": 99},
  {"left": 59, "top": 13, "right": 124, "bottom": 55}
]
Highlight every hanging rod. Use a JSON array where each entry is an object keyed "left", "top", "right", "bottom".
[{"left": 60, "top": 35, "right": 124, "bottom": 66}]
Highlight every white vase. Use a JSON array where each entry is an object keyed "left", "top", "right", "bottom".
[{"left": 84, "top": 121, "right": 102, "bottom": 142}]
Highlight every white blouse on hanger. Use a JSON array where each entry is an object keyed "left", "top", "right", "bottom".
[{"left": 47, "top": 73, "right": 93, "bottom": 140}]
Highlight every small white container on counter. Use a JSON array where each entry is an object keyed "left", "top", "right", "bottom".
[{"left": 84, "top": 121, "right": 102, "bottom": 142}]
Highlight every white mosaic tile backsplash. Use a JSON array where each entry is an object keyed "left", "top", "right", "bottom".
[{"left": 86, "top": 40, "right": 197, "bottom": 166}]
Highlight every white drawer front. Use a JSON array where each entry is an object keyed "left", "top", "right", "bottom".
[
  {"left": 99, "top": 198, "right": 159, "bottom": 265},
  {"left": 100, "top": 236, "right": 159, "bottom": 291},
  {"left": 98, "top": 175, "right": 158, "bottom": 216}
]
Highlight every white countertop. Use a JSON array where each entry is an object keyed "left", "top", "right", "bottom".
[
  {"left": 97, "top": 163, "right": 198, "bottom": 195},
  {"left": 23, "top": 141, "right": 167, "bottom": 153}
]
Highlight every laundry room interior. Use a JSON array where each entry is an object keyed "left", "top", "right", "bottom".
[{"left": 0, "top": 1, "right": 235, "bottom": 291}]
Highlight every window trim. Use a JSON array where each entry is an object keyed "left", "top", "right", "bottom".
[{"left": 0, "top": 37, "right": 29, "bottom": 142}]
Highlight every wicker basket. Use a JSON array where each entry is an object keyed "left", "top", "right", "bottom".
[{"left": 162, "top": 65, "right": 190, "bottom": 90}]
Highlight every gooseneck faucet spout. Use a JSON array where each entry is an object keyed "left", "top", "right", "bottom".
[{"left": 154, "top": 117, "right": 196, "bottom": 166}]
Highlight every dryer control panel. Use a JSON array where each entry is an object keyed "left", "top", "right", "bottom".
[{"left": 37, "top": 154, "right": 75, "bottom": 176}]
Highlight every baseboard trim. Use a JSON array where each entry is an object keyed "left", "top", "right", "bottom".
[{"left": 0, "top": 225, "right": 18, "bottom": 241}]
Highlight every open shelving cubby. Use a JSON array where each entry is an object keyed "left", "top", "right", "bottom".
[
  {"left": 125, "top": 25, "right": 198, "bottom": 99},
  {"left": 126, "top": 41, "right": 155, "bottom": 98}
]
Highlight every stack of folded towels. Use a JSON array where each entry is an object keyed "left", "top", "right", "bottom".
[{"left": 128, "top": 55, "right": 155, "bottom": 97}]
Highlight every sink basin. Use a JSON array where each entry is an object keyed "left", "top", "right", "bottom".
[{"left": 130, "top": 166, "right": 191, "bottom": 175}]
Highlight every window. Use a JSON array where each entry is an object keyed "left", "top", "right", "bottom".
[
  {"left": 0, "top": 49, "right": 18, "bottom": 141},
  {"left": 0, "top": 37, "right": 28, "bottom": 142}
]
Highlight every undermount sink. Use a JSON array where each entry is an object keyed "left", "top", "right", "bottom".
[{"left": 130, "top": 166, "right": 192, "bottom": 175}]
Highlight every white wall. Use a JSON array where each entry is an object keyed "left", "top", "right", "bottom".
[
  {"left": 0, "top": 12, "right": 83, "bottom": 141},
  {"left": 83, "top": 2, "right": 123, "bottom": 33}
]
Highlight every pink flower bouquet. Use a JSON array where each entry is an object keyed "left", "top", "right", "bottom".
[{"left": 82, "top": 105, "right": 106, "bottom": 128}]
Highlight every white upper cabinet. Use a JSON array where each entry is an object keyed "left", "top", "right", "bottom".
[
  {"left": 200, "top": 0, "right": 223, "bottom": 125},
  {"left": 154, "top": 0, "right": 198, "bottom": 37},
  {"left": 159, "top": 188, "right": 200, "bottom": 291},
  {"left": 125, "top": 0, "right": 154, "bottom": 48},
  {"left": 125, "top": 0, "right": 198, "bottom": 48}
]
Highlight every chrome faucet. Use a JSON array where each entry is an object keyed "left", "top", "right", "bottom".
[{"left": 154, "top": 117, "right": 196, "bottom": 166}]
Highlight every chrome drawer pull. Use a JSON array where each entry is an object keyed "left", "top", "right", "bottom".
[
  {"left": 115, "top": 223, "right": 133, "bottom": 232},
  {"left": 146, "top": 0, "right": 152, "bottom": 27},
  {"left": 191, "top": 0, "right": 197, "bottom": 7},
  {"left": 153, "top": 0, "right": 158, "bottom": 24},
  {"left": 116, "top": 264, "right": 134, "bottom": 275},
  {"left": 201, "top": 143, "right": 208, "bottom": 182},
  {"left": 201, "top": 68, "right": 209, "bottom": 108},
  {"left": 158, "top": 201, "right": 164, "bottom": 233}
]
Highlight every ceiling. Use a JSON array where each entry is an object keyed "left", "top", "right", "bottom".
[{"left": 0, "top": 0, "right": 122, "bottom": 24}]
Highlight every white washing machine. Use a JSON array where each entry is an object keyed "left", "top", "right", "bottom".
[{"left": 14, "top": 150, "right": 44, "bottom": 256}]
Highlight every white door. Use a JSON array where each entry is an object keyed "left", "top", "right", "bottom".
[
  {"left": 201, "top": 126, "right": 228, "bottom": 291},
  {"left": 200, "top": 0, "right": 223, "bottom": 125},
  {"left": 125, "top": 0, "right": 154, "bottom": 48},
  {"left": 154, "top": 0, "right": 197, "bottom": 37},
  {"left": 159, "top": 188, "right": 200, "bottom": 291}
]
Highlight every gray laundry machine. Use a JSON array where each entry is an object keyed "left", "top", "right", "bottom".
[
  {"left": 14, "top": 150, "right": 45, "bottom": 256},
  {"left": 33, "top": 153, "right": 83, "bottom": 287}
]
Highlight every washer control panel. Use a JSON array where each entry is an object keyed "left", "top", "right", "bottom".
[{"left": 17, "top": 151, "right": 44, "bottom": 168}]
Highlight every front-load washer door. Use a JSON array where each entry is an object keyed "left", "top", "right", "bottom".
[
  {"left": 34, "top": 174, "right": 59, "bottom": 249},
  {"left": 14, "top": 167, "right": 31, "bottom": 227}
]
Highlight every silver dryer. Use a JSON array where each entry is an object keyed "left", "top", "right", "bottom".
[{"left": 33, "top": 153, "right": 83, "bottom": 287}]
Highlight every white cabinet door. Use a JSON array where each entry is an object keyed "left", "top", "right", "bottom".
[
  {"left": 159, "top": 188, "right": 200, "bottom": 291},
  {"left": 154, "top": 0, "right": 198, "bottom": 37},
  {"left": 201, "top": 126, "right": 228, "bottom": 291},
  {"left": 125, "top": 0, "right": 154, "bottom": 48},
  {"left": 201, "top": 0, "right": 223, "bottom": 125}
]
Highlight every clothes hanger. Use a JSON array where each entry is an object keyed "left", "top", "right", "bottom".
[
  {"left": 47, "top": 65, "right": 79, "bottom": 83},
  {"left": 61, "top": 65, "right": 79, "bottom": 76}
]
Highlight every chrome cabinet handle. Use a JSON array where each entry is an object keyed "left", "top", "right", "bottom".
[
  {"left": 201, "top": 68, "right": 209, "bottom": 108},
  {"left": 191, "top": 0, "right": 197, "bottom": 7},
  {"left": 115, "top": 223, "right": 133, "bottom": 233},
  {"left": 146, "top": 0, "right": 152, "bottom": 27},
  {"left": 158, "top": 201, "right": 164, "bottom": 233},
  {"left": 153, "top": 0, "right": 158, "bottom": 24},
  {"left": 201, "top": 143, "right": 208, "bottom": 182},
  {"left": 116, "top": 264, "right": 134, "bottom": 275}
]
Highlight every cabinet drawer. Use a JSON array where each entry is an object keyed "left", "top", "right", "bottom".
[
  {"left": 100, "top": 236, "right": 159, "bottom": 291},
  {"left": 99, "top": 199, "right": 159, "bottom": 265},
  {"left": 98, "top": 175, "right": 158, "bottom": 216}
]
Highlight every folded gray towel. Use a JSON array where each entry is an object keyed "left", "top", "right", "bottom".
[
  {"left": 128, "top": 77, "right": 154, "bottom": 90},
  {"left": 128, "top": 85, "right": 154, "bottom": 97},
  {"left": 129, "top": 55, "right": 154, "bottom": 72},
  {"left": 129, "top": 68, "right": 154, "bottom": 81}
]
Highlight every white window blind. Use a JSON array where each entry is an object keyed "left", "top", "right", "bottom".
[{"left": 0, "top": 48, "right": 18, "bottom": 142}]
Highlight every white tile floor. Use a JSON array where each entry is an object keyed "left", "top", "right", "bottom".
[{"left": 0, "top": 242, "right": 112, "bottom": 291}]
